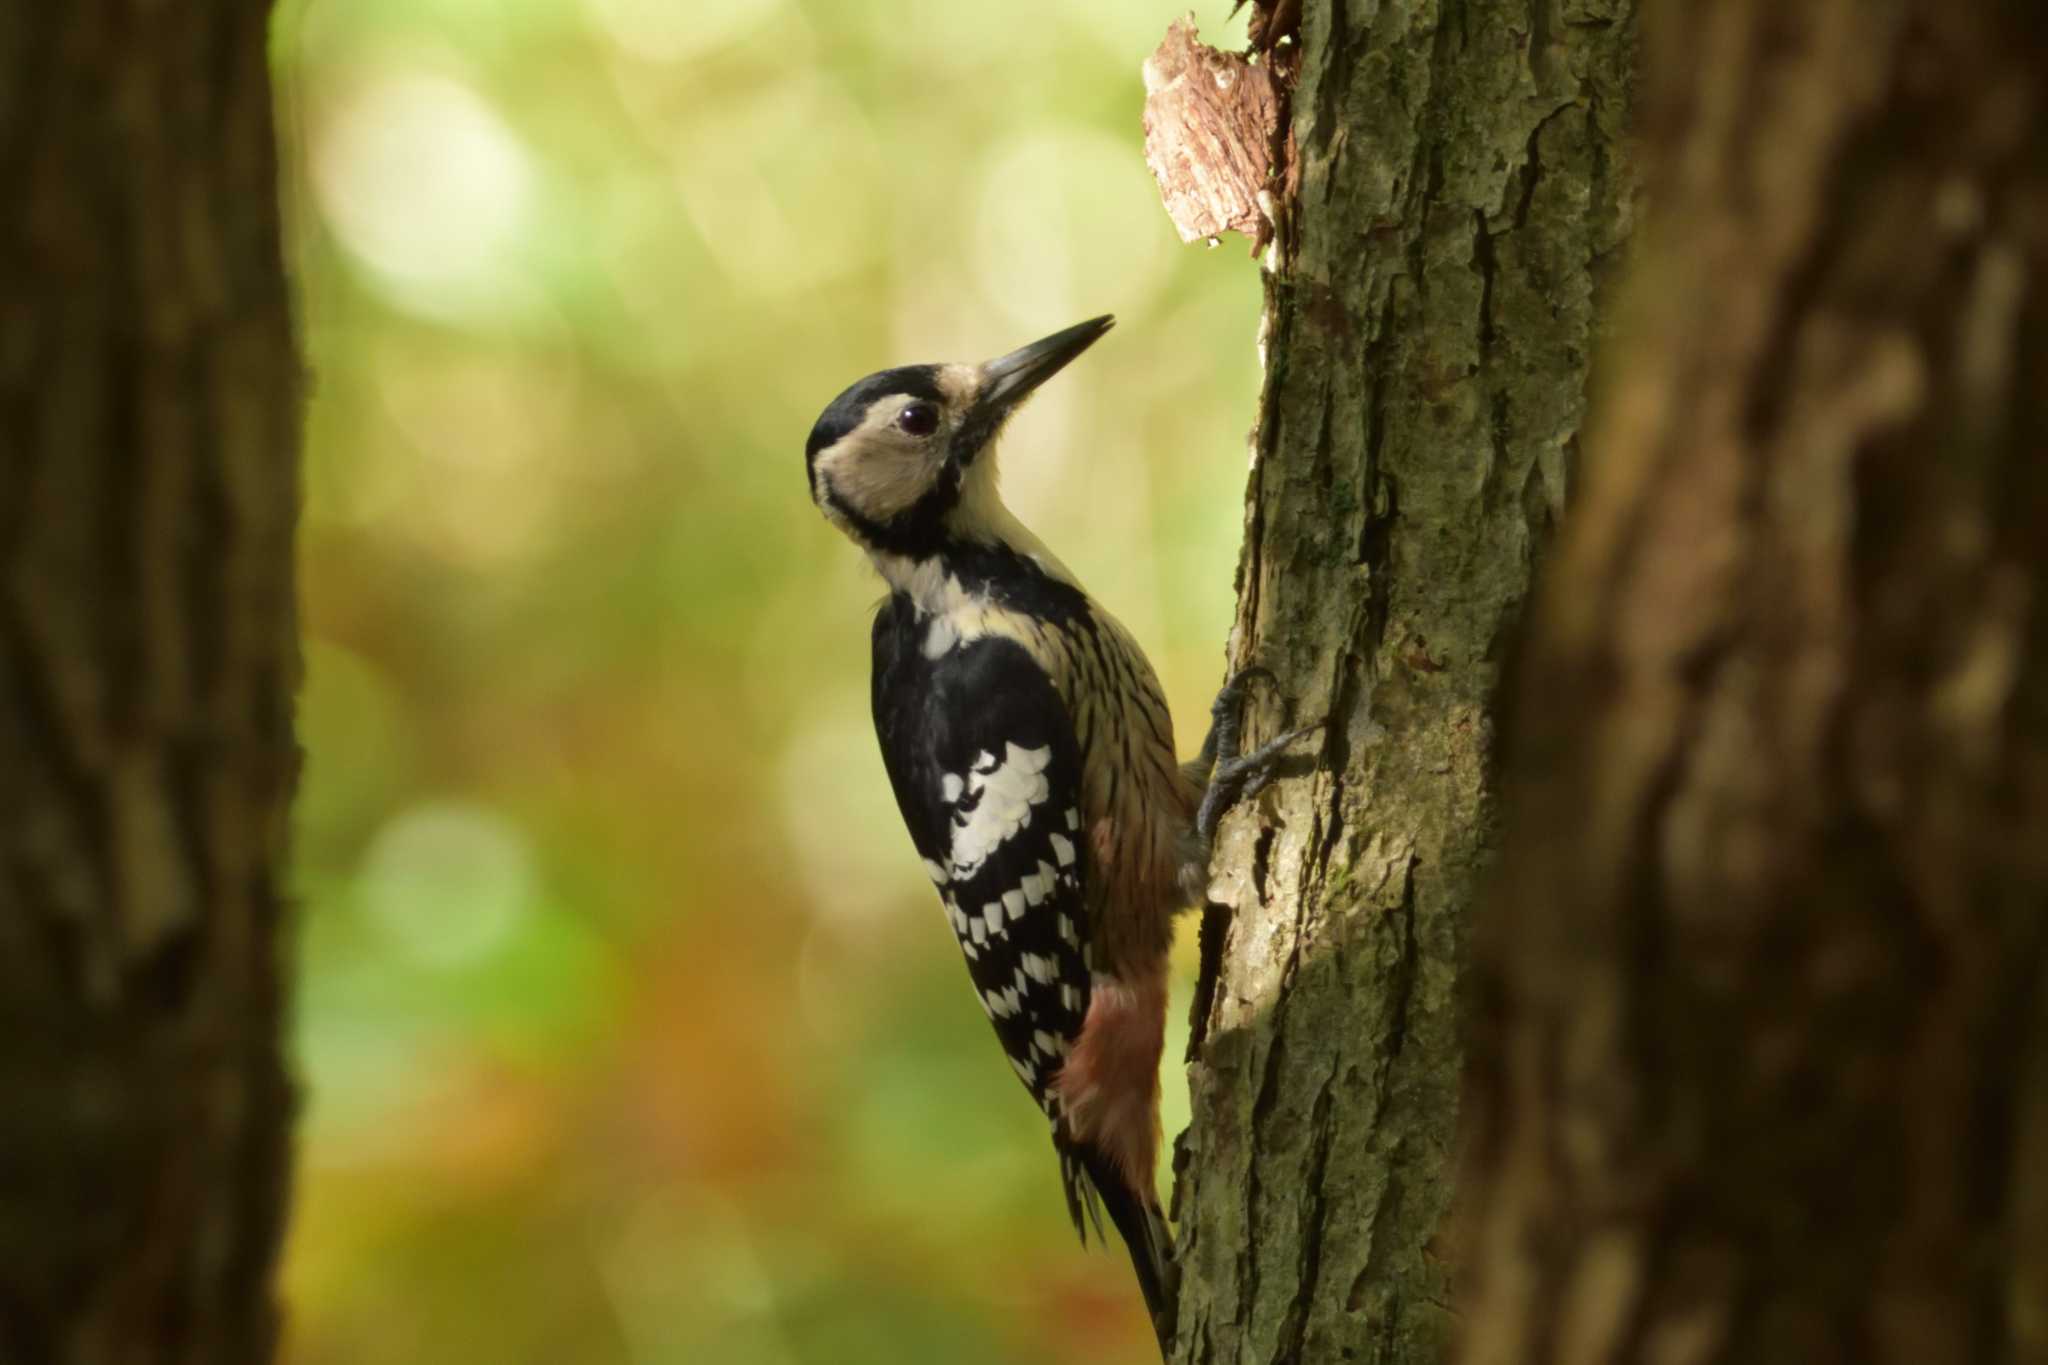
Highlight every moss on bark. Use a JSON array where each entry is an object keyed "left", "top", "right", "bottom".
[{"left": 1169, "top": 3, "right": 1638, "bottom": 1361}]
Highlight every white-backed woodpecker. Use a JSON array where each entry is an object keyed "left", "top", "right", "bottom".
[{"left": 804, "top": 316, "right": 1316, "bottom": 1354}]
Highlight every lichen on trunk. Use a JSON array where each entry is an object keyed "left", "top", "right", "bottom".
[{"left": 1160, "top": 2, "right": 1638, "bottom": 1361}]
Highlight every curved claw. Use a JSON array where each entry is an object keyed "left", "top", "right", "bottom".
[
  {"left": 1191, "top": 666, "right": 1282, "bottom": 784},
  {"left": 1235, "top": 720, "right": 1324, "bottom": 805},
  {"left": 1210, "top": 665, "right": 1276, "bottom": 719},
  {"left": 1195, "top": 716, "right": 1326, "bottom": 846}
]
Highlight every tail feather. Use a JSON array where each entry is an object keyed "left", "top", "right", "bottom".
[
  {"left": 1061, "top": 1145, "right": 1178, "bottom": 1357},
  {"left": 1059, "top": 1149, "right": 1108, "bottom": 1245}
]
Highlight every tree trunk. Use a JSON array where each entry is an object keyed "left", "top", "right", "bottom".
[
  {"left": 0, "top": 4, "right": 299, "bottom": 1362},
  {"left": 1167, "top": 3, "right": 1637, "bottom": 1361},
  {"left": 1459, "top": 3, "right": 2048, "bottom": 1363}
]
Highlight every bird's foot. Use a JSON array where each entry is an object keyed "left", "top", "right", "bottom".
[{"left": 1192, "top": 667, "right": 1324, "bottom": 847}]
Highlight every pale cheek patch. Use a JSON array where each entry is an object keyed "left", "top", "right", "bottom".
[
  {"left": 816, "top": 440, "right": 938, "bottom": 522},
  {"left": 814, "top": 390, "right": 961, "bottom": 523}
]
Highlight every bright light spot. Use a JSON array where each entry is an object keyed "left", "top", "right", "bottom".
[
  {"left": 598, "top": 1192, "right": 801, "bottom": 1365},
  {"left": 358, "top": 801, "right": 536, "bottom": 967},
  {"left": 971, "top": 126, "right": 1175, "bottom": 331},
  {"left": 1052, "top": 0, "right": 1252, "bottom": 62},
  {"left": 374, "top": 348, "right": 579, "bottom": 566},
  {"left": 296, "top": 638, "right": 412, "bottom": 843},
  {"left": 379, "top": 350, "right": 575, "bottom": 478},
  {"left": 838, "top": 0, "right": 1033, "bottom": 67},
  {"left": 777, "top": 706, "right": 923, "bottom": 925},
  {"left": 792, "top": 923, "right": 855, "bottom": 1048},
  {"left": 671, "top": 77, "right": 880, "bottom": 293},
  {"left": 583, "top": 0, "right": 781, "bottom": 63},
  {"left": 313, "top": 71, "right": 536, "bottom": 320}
]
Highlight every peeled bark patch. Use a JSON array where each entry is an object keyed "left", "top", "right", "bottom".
[{"left": 1142, "top": 17, "right": 1283, "bottom": 250}]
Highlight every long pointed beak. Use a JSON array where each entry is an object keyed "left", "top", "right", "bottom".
[{"left": 979, "top": 315, "right": 1115, "bottom": 411}]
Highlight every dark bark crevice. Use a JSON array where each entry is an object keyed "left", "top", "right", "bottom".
[
  {"left": 0, "top": 5, "right": 299, "bottom": 1362},
  {"left": 1459, "top": 3, "right": 2048, "bottom": 1361},
  {"left": 1168, "top": 2, "right": 1640, "bottom": 1360}
]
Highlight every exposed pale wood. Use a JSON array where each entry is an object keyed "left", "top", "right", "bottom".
[{"left": 1142, "top": 18, "right": 1286, "bottom": 250}]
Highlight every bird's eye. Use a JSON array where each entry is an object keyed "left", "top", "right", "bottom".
[{"left": 896, "top": 402, "right": 939, "bottom": 436}]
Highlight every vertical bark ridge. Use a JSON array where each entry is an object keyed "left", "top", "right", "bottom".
[
  {"left": 1462, "top": 3, "right": 2048, "bottom": 1362},
  {"left": 1174, "top": 2, "right": 1638, "bottom": 1360},
  {"left": 0, "top": 4, "right": 299, "bottom": 1362}
]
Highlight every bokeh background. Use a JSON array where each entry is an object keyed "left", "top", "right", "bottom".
[{"left": 277, "top": 1, "right": 1259, "bottom": 1360}]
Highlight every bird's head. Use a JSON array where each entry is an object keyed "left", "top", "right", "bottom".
[{"left": 804, "top": 315, "right": 1113, "bottom": 559}]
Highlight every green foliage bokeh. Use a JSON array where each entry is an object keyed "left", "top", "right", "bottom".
[{"left": 280, "top": 1, "right": 1258, "bottom": 1360}]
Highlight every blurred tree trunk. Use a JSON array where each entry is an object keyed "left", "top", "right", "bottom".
[
  {"left": 1459, "top": 3, "right": 2048, "bottom": 1364},
  {"left": 1169, "top": 2, "right": 1636, "bottom": 1361},
  {"left": 0, "top": 4, "right": 299, "bottom": 1363}
]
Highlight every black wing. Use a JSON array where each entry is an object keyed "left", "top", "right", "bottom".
[
  {"left": 872, "top": 599, "right": 1169, "bottom": 1309},
  {"left": 871, "top": 599, "right": 1092, "bottom": 1120}
]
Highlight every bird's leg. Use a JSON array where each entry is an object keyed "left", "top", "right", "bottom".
[
  {"left": 1183, "top": 665, "right": 1269, "bottom": 789},
  {"left": 1189, "top": 667, "right": 1324, "bottom": 848},
  {"left": 1198, "top": 721, "right": 1324, "bottom": 846}
]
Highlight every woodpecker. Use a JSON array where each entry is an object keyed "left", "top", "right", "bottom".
[{"left": 804, "top": 316, "right": 1314, "bottom": 1352}]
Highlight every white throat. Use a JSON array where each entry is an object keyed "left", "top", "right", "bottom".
[{"left": 868, "top": 457, "right": 1080, "bottom": 614}]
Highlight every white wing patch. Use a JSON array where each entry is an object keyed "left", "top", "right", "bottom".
[{"left": 943, "top": 742, "right": 1053, "bottom": 880}]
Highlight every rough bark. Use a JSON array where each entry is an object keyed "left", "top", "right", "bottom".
[
  {"left": 1459, "top": 3, "right": 2048, "bottom": 1363},
  {"left": 1168, "top": 2, "right": 1637, "bottom": 1361},
  {"left": 0, "top": 4, "right": 300, "bottom": 1362},
  {"left": 1144, "top": 18, "right": 1288, "bottom": 251}
]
